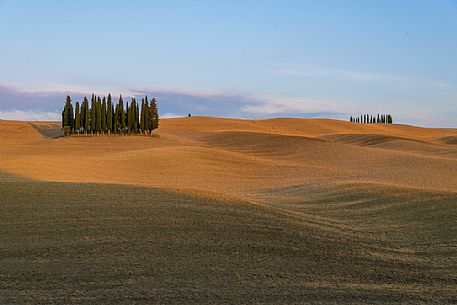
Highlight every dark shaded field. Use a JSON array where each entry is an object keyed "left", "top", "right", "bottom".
[{"left": 1, "top": 173, "right": 456, "bottom": 304}]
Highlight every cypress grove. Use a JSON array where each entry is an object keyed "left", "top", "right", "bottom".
[
  {"left": 61, "top": 94, "right": 159, "bottom": 136},
  {"left": 349, "top": 114, "right": 394, "bottom": 124}
]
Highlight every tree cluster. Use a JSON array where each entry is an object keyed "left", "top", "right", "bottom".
[
  {"left": 349, "top": 114, "right": 393, "bottom": 124},
  {"left": 62, "top": 94, "right": 159, "bottom": 135}
]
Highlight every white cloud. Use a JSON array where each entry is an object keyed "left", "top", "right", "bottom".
[
  {"left": 1, "top": 81, "right": 131, "bottom": 97},
  {"left": 0, "top": 110, "right": 60, "bottom": 121},
  {"left": 160, "top": 113, "right": 182, "bottom": 118},
  {"left": 276, "top": 67, "right": 391, "bottom": 81},
  {"left": 241, "top": 96, "right": 352, "bottom": 116}
]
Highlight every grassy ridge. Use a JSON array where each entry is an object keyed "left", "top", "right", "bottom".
[{"left": 1, "top": 175, "right": 457, "bottom": 304}]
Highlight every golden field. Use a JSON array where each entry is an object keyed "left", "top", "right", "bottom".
[
  {"left": 2, "top": 116, "right": 457, "bottom": 196},
  {"left": 1, "top": 117, "right": 457, "bottom": 304}
]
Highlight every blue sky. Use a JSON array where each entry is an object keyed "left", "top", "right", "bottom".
[{"left": 1, "top": 0, "right": 457, "bottom": 126}]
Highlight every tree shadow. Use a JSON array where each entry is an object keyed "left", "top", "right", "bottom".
[{"left": 29, "top": 122, "right": 63, "bottom": 138}]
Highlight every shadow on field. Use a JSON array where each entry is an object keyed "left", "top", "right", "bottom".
[
  {"left": 1, "top": 179, "right": 457, "bottom": 304},
  {"left": 30, "top": 122, "right": 63, "bottom": 138}
]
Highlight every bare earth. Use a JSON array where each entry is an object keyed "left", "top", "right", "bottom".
[{"left": 1, "top": 117, "right": 457, "bottom": 304}]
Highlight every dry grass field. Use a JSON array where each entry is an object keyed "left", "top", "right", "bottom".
[{"left": 1, "top": 117, "right": 457, "bottom": 304}]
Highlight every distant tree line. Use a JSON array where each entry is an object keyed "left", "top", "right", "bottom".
[
  {"left": 62, "top": 94, "right": 159, "bottom": 135},
  {"left": 349, "top": 114, "right": 393, "bottom": 124}
]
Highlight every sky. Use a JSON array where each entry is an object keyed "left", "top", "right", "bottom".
[{"left": 1, "top": 0, "right": 457, "bottom": 126}]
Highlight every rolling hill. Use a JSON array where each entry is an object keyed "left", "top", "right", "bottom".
[{"left": 1, "top": 117, "right": 456, "bottom": 304}]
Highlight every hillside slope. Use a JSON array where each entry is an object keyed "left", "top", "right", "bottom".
[
  {"left": 1, "top": 117, "right": 457, "bottom": 196},
  {"left": 1, "top": 173, "right": 456, "bottom": 304},
  {"left": 1, "top": 117, "right": 457, "bottom": 304}
]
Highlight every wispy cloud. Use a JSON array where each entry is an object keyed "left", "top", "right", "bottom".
[
  {"left": 1, "top": 82, "right": 454, "bottom": 126},
  {"left": 0, "top": 109, "right": 61, "bottom": 121},
  {"left": 275, "top": 66, "right": 451, "bottom": 88},
  {"left": 276, "top": 67, "right": 396, "bottom": 81},
  {"left": 2, "top": 81, "right": 130, "bottom": 97},
  {"left": 0, "top": 83, "right": 348, "bottom": 121},
  {"left": 160, "top": 113, "right": 182, "bottom": 119},
  {"left": 240, "top": 96, "right": 350, "bottom": 119}
]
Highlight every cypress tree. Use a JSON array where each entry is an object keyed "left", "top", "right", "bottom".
[
  {"left": 134, "top": 98, "right": 138, "bottom": 132},
  {"left": 62, "top": 95, "right": 74, "bottom": 133},
  {"left": 131, "top": 99, "right": 134, "bottom": 133},
  {"left": 144, "top": 99, "right": 149, "bottom": 133},
  {"left": 387, "top": 115, "right": 393, "bottom": 124},
  {"left": 96, "top": 96, "right": 100, "bottom": 126},
  {"left": 90, "top": 95, "right": 95, "bottom": 133},
  {"left": 83, "top": 97, "right": 89, "bottom": 133},
  {"left": 135, "top": 100, "right": 140, "bottom": 133},
  {"left": 101, "top": 97, "right": 107, "bottom": 133},
  {"left": 140, "top": 98, "right": 145, "bottom": 132},
  {"left": 114, "top": 104, "right": 119, "bottom": 134},
  {"left": 119, "top": 95, "right": 125, "bottom": 133},
  {"left": 75, "top": 102, "right": 81, "bottom": 133},
  {"left": 150, "top": 98, "right": 159, "bottom": 131},
  {"left": 80, "top": 99, "right": 85, "bottom": 132},
  {"left": 129, "top": 99, "right": 135, "bottom": 133},
  {"left": 126, "top": 102, "right": 131, "bottom": 133},
  {"left": 107, "top": 94, "right": 113, "bottom": 134},
  {"left": 130, "top": 99, "right": 136, "bottom": 133},
  {"left": 96, "top": 97, "right": 102, "bottom": 133},
  {"left": 136, "top": 101, "right": 140, "bottom": 133},
  {"left": 111, "top": 102, "right": 115, "bottom": 132},
  {"left": 148, "top": 100, "right": 153, "bottom": 133}
]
